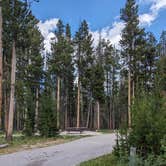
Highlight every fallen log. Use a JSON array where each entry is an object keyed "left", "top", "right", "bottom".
[{"left": 0, "top": 144, "right": 8, "bottom": 149}]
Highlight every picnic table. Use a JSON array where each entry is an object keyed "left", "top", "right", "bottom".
[{"left": 65, "top": 127, "right": 88, "bottom": 134}]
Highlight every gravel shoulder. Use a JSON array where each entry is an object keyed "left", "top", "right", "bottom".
[{"left": 0, "top": 133, "right": 116, "bottom": 166}]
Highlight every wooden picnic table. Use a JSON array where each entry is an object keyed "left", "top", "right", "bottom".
[{"left": 65, "top": 127, "right": 88, "bottom": 133}]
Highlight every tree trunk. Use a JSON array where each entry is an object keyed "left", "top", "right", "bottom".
[
  {"left": 76, "top": 79, "right": 80, "bottom": 128},
  {"left": 80, "top": 89, "right": 84, "bottom": 126},
  {"left": 129, "top": 37, "right": 135, "bottom": 128},
  {"left": 0, "top": 0, "right": 3, "bottom": 129},
  {"left": 23, "top": 107, "right": 27, "bottom": 131},
  {"left": 86, "top": 101, "right": 91, "bottom": 128},
  {"left": 96, "top": 101, "right": 100, "bottom": 130},
  {"left": 34, "top": 87, "right": 39, "bottom": 132},
  {"left": 94, "top": 105, "right": 97, "bottom": 129},
  {"left": 109, "top": 99, "right": 112, "bottom": 129},
  {"left": 128, "top": 69, "right": 131, "bottom": 128},
  {"left": 112, "top": 68, "right": 115, "bottom": 129},
  {"left": 90, "top": 103, "right": 93, "bottom": 129},
  {"left": 4, "top": 91, "right": 9, "bottom": 132},
  {"left": 56, "top": 77, "right": 60, "bottom": 129},
  {"left": 65, "top": 89, "right": 68, "bottom": 129},
  {"left": 6, "top": 41, "right": 16, "bottom": 141},
  {"left": 132, "top": 80, "right": 135, "bottom": 103},
  {"left": 112, "top": 99, "right": 115, "bottom": 130},
  {"left": 16, "top": 109, "right": 19, "bottom": 131}
]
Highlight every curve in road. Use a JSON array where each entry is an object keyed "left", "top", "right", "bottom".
[{"left": 0, "top": 133, "right": 116, "bottom": 166}]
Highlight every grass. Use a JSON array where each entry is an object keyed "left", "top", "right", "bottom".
[
  {"left": 79, "top": 153, "right": 119, "bottom": 166},
  {"left": 79, "top": 153, "right": 128, "bottom": 166},
  {"left": 0, "top": 133, "right": 84, "bottom": 155}
]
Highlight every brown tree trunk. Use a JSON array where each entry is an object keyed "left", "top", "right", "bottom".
[
  {"left": 23, "top": 108, "right": 27, "bottom": 131},
  {"left": 0, "top": 0, "right": 3, "bottom": 129},
  {"left": 129, "top": 37, "right": 135, "bottom": 128},
  {"left": 94, "top": 105, "right": 97, "bottom": 129},
  {"left": 64, "top": 89, "right": 68, "bottom": 129},
  {"left": 56, "top": 77, "right": 60, "bottom": 129},
  {"left": 6, "top": 41, "right": 16, "bottom": 141},
  {"left": 128, "top": 69, "right": 131, "bottom": 128},
  {"left": 80, "top": 90, "right": 84, "bottom": 126},
  {"left": 90, "top": 103, "right": 93, "bottom": 129},
  {"left": 17, "top": 109, "right": 19, "bottom": 131},
  {"left": 4, "top": 91, "right": 9, "bottom": 132},
  {"left": 86, "top": 101, "right": 91, "bottom": 128},
  {"left": 112, "top": 99, "right": 115, "bottom": 130},
  {"left": 34, "top": 87, "right": 39, "bottom": 132},
  {"left": 109, "top": 97, "right": 113, "bottom": 129},
  {"left": 112, "top": 67, "right": 116, "bottom": 129},
  {"left": 96, "top": 101, "right": 100, "bottom": 130},
  {"left": 132, "top": 80, "right": 135, "bottom": 103},
  {"left": 76, "top": 79, "right": 80, "bottom": 128}
]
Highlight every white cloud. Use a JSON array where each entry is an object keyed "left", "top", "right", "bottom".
[
  {"left": 139, "top": 0, "right": 166, "bottom": 26},
  {"left": 38, "top": 18, "right": 59, "bottom": 53},
  {"left": 107, "top": 22, "right": 125, "bottom": 45},
  {"left": 139, "top": 0, "right": 154, "bottom": 4},
  {"left": 139, "top": 13, "right": 156, "bottom": 26},
  {"left": 91, "top": 22, "right": 125, "bottom": 47},
  {"left": 91, "top": 0, "right": 166, "bottom": 48},
  {"left": 38, "top": 0, "right": 166, "bottom": 51},
  {"left": 151, "top": 0, "right": 166, "bottom": 12},
  {"left": 92, "top": 0, "right": 166, "bottom": 47},
  {"left": 43, "top": 32, "right": 55, "bottom": 53}
]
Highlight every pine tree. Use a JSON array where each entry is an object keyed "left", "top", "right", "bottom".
[
  {"left": 157, "top": 56, "right": 166, "bottom": 92},
  {"left": 63, "top": 24, "right": 74, "bottom": 129},
  {"left": 49, "top": 19, "right": 64, "bottom": 130},
  {"left": 120, "top": 0, "right": 144, "bottom": 128},
  {"left": 6, "top": 0, "right": 30, "bottom": 141},
  {"left": 4, "top": 0, "right": 40, "bottom": 140},
  {"left": 24, "top": 26, "right": 44, "bottom": 135},
  {"left": 158, "top": 30, "right": 166, "bottom": 57},
  {"left": 91, "top": 63, "right": 105, "bottom": 129},
  {"left": 143, "top": 32, "right": 157, "bottom": 91},
  {"left": 39, "top": 86, "right": 57, "bottom": 137},
  {"left": 2, "top": 0, "right": 12, "bottom": 132},
  {"left": 50, "top": 20, "right": 74, "bottom": 129},
  {"left": 74, "top": 20, "right": 93, "bottom": 128},
  {"left": 0, "top": 0, "right": 3, "bottom": 129},
  {"left": 104, "top": 41, "right": 114, "bottom": 129}
]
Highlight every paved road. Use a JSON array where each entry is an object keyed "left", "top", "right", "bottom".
[{"left": 0, "top": 134, "right": 116, "bottom": 166}]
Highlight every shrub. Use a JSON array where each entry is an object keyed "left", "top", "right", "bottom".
[
  {"left": 129, "top": 93, "right": 166, "bottom": 157},
  {"left": 39, "top": 91, "right": 57, "bottom": 137}
]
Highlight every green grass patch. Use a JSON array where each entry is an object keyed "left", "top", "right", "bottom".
[
  {"left": 80, "top": 153, "right": 128, "bottom": 166},
  {"left": 0, "top": 132, "right": 84, "bottom": 155}
]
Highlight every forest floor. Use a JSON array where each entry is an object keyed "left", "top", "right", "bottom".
[
  {"left": 0, "top": 133, "right": 116, "bottom": 166},
  {"left": 0, "top": 133, "right": 85, "bottom": 155}
]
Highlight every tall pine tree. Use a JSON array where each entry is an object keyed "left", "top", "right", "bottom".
[{"left": 120, "top": 0, "right": 144, "bottom": 128}]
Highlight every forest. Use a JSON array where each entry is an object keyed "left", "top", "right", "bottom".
[{"left": 0, "top": 0, "right": 165, "bottom": 165}]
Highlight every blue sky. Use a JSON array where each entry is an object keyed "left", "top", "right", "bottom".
[
  {"left": 31, "top": 0, "right": 166, "bottom": 52},
  {"left": 32, "top": 0, "right": 125, "bottom": 32}
]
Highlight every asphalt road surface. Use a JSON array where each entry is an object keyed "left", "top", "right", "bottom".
[{"left": 0, "top": 133, "right": 116, "bottom": 166}]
